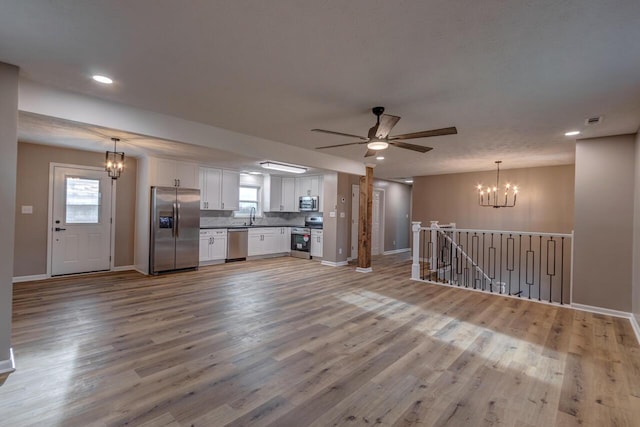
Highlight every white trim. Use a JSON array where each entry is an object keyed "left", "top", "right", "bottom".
[
  {"left": 134, "top": 268, "right": 148, "bottom": 276},
  {"left": 47, "top": 163, "right": 114, "bottom": 277},
  {"left": 571, "top": 303, "right": 640, "bottom": 345},
  {"left": 0, "top": 348, "right": 16, "bottom": 375},
  {"left": 12, "top": 274, "right": 48, "bottom": 283},
  {"left": 630, "top": 316, "right": 640, "bottom": 345},
  {"left": 109, "top": 179, "right": 117, "bottom": 270},
  {"left": 420, "top": 225, "right": 572, "bottom": 238},
  {"left": 383, "top": 248, "right": 410, "bottom": 255},
  {"left": 321, "top": 260, "right": 349, "bottom": 267},
  {"left": 112, "top": 265, "right": 136, "bottom": 272},
  {"left": 570, "top": 303, "right": 632, "bottom": 319},
  {"left": 356, "top": 267, "right": 373, "bottom": 273}
]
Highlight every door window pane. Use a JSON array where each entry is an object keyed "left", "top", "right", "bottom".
[{"left": 66, "top": 177, "right": 101, "bottom": 224}]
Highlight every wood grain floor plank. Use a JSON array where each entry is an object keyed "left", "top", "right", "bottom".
[{"left": 0, "top": 254, "right": 638, "bottom": 426}]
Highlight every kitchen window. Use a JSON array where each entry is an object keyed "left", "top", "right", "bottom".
[{"left": 236, "top": 185, "right": 260, "bottom": 216}]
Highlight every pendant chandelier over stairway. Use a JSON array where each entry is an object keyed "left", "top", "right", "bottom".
[{"left": 477, "top": 161, "right": 518, "bottom": 208}]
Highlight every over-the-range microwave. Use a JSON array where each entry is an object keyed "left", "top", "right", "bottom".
[{"left": 299, "top": 196, "right": 319, "bottom": 212}]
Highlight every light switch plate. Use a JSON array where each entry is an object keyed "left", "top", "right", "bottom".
[
  {"left": 340, "top": 212, "right": 345, "bottom": 218},
  {"left": 329, "top": 211, "right": 336, "bottom": 217},
  {"left": 21, "top": 205, "right": 33, "bottom": 214}
]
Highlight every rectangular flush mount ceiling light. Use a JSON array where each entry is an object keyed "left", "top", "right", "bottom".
[{"left": 260, "top": 161, "right": 307, "bottom": 174}]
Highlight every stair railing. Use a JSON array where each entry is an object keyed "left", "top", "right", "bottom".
[{"left": 411, "top": 221, "right": 573, "bottom": 304}]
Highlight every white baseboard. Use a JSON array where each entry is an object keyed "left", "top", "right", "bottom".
[
  {"left": 112, "top": 265, "right": 135, "bottom": 272},
  {"left": 383, "top": 248, "right": 410, "bottom": 255},
  {"left": 568, "top": 303, "right": 640, "bottom": 345},
  {"left": 631, "top": 315, "right": 640, "bottom": 346},
  {"left": 0, "top": 348, "right": 15, "bottom": 375},
  {"left": 356, "top": 267, "right": 373, "bottom": 273},
  {"left": 12, "top": 274, "right": 48, "bottom": 283},
  {"left": 321, "top": 260, "right": 349, "bottom": 267}
]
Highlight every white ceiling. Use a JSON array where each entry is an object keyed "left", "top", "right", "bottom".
[{"left": 2, "top": 1, "right": 640, "bottom": 179}]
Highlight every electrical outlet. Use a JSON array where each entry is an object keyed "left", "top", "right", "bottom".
[
  {"left": 338, "top": 248, "right": 342, "bottom": 254},
  {"left": 393, "top": 240, "right": 396, "bottom": 246}
]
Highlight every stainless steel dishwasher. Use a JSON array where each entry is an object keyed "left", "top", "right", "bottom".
[{"left": 226, "top": 228, "right": 248, "bottom": 261}]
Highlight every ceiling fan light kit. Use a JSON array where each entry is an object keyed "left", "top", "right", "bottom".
[
  {"left": 477, "top": 161, "right": 518, "bottom": 208},
  {"left": 313, "top": 106, "right": 457, "bottom": 157}
]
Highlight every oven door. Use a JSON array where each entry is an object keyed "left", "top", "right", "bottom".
[{"left": 291, "top": 232, "right": 311, "bottom": 252}]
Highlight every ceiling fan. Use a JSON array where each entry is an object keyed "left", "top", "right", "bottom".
[{"left": 312, "top": 106, "right": 457, "bottom": 157}]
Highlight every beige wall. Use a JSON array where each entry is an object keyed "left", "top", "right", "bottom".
[
  {"left": 633, "top": 131, "right": 640, "bottom": 323},
  {"left": 573, "top": 134, "right": 635, "bottom": 312},
  {"left": 346, "top": 175, "right": 412, "bottom": 256},
  {"left": 374, "top": 180, "right": 412, "bottom": 251},
  {"left": 0, "top": 62, "right": 18, "bottom": 366},
  {"left": 412, "top": 164, "right": 575, "bottom": 233},
  {"left": 14, "top": 142, "right": 137, "bottom": 277}
]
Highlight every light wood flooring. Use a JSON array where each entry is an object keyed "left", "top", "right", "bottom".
[{"left": 1, "top": 254, "right": 639, "bottom": 426}]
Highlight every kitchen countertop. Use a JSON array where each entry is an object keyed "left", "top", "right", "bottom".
[{"left": 200, "top": 224, "right": 305, "bottom": 229}]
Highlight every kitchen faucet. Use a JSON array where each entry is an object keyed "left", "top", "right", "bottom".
[{"left": 249, "top": 206, "right": 256, "bottom": 226}]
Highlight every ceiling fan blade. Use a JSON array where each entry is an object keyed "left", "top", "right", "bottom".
[
  {"left": 364, "top": 149, "right": 377, "bottom": 158},
  {"left": 316, "top": 141, "right": 369, "bottom": 149},
  {"left": 389, "top": 141, "right": 433, "bottom": 153},
  {"left": 311, "top": 129, "right": 368, "bottom": 141},
  {"left": 375, "top": 114, "right": 400, "bottom": 138},
  {"left": 389, "top": 126, "right": 458, "bottom": 140}
]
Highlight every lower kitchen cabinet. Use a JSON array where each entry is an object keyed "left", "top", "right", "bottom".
[
  {"left": 248, "top": 227, "right": 290, "bottom": 256},
  {"left": 310, "top": 229, "right": 323, "bottom": 258},
  {"left": 199, "top": 229, "right": 227, "bottom": 263}
]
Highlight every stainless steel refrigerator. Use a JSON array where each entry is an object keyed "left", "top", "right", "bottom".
[{"left": 150, "top": 186, "right": 200, "bottom": 274}]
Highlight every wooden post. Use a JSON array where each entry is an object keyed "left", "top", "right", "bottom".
[{"left": 357, "top": 166, "right": 374, "bottom": 272}]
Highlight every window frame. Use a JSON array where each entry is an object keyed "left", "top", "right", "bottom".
[{"left": 234, "top": 185, "right": 262, "bottom": 217}]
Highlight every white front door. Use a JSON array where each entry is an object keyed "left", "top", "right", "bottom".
[{"left": 51, "top": 166, "right": 112, "bottom": 276}]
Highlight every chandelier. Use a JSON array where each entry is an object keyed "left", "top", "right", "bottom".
[
  {"left": 477, "top": 161, "right": 518, "bottom": 208},
  {"left": 105, "top": 137, "right": 125, "bottom": 179}
]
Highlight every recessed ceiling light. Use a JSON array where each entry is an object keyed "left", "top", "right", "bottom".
[
  {"left": 564, "top": 130, "right": 580, "bottom": 136},
  {"left": 92, "top": 75, "right": 113, "bottom": 84},
  {"left": 376, "top": 156, "right": 385, "bottom": 160}
]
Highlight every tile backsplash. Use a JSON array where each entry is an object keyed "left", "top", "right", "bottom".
[{"left": 200, "top": 211, "right": 317, "bottom": 228}]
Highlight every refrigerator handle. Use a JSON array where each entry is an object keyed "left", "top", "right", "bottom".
[
  {"left": 172, "top": 202, "right": 178, "bottom": 238},
  {"left": 176, "top": 202, "right": 181, "bottom": 238}
]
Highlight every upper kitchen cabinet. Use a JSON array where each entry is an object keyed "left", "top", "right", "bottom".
[
  {"left": 221, "top": 170, "right": 239, "bottom": 211},
  {"left": 265, "top": 175, "right": 297, "bottom": 212},
  {"left": 199, "top": 167, "right": 239, "bottom": 211},
  {"left": 199, "top": 167, "right": 221, "bottom": 210},
  {"left": 150, "top": 158, "right": 199, "bottom": 188},
  {"left": 295, "top": 175, "right": 321, "bottom": 198}
]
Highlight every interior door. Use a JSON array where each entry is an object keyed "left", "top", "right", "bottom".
[
  {"left": 51, "top": 166, "right": 112, "bottom": 276},
  {"left": 351, "top": 184, "right": 359, "bottom": 259},
  {"left": 372, "top": 190, "right": 382, "bottom": 255}
]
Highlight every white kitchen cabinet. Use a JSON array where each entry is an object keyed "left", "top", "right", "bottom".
[
  {"left": 199, "top": 229, "right": 227, "bottom": 263},
  {"left": 265, "top": 176, "right": 296, "bottom": 212},
  {"left": 248, "top": 227, "right": 290, "bottom": 256},
  {"left": 199, "top": 167, "right": 239, "bottom": 211},
  {"left": 151, "top": 158, "right": 199, "bottom": 188},
  {"left": 276, "top": 227, "right": 291, "bottom": 253},
  {"left": 282, "top": 178, "right": 296, "bottom": 211},
  {"left": 221, "top": 170, "right": 239, "bottom": 211},
  {"left": 248, "top": 228, "right": 276, "bottom": 256},
  {"left": 199, "top": 167, "right": 222, "bottom": 210},
  {"left": 310, "top": 229, "right": 323, "bottom": 258}
]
